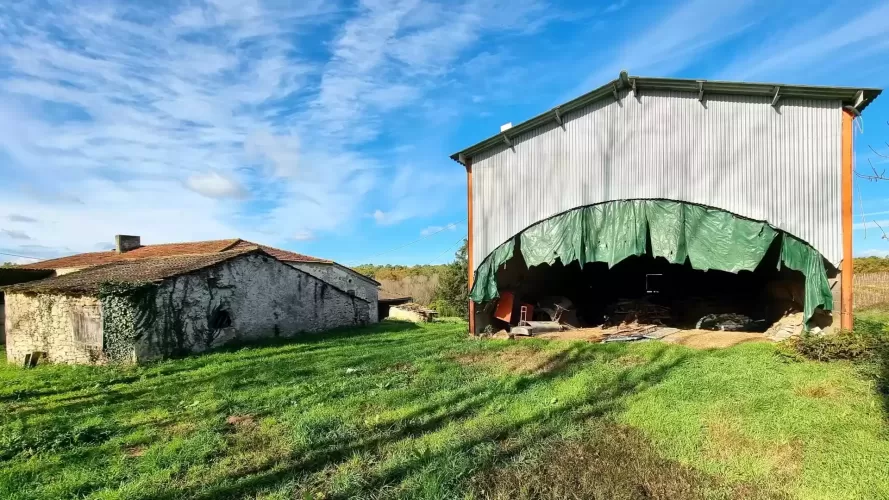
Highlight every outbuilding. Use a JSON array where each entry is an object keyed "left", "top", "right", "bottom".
[
  {"left": 452, "top": 72, "right": 882, "bottom": 335},
  {"left": 3, "top": 248, "right": 374, "bottom": 365}
]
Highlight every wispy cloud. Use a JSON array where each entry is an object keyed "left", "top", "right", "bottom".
[
  {"left": 858, "top": 210, "right": 889, "bottom": 218},
  {"left": 185, "top": 171, "right": 248, "bottom": 199},
  {"left": 717, "top": 1, "right": 889, "bottom": 81},
  {"left": 577, "top": 0, "right": 759, "bottom": 91},
  {"left": 420, "top": 222, "right": 459, "bottom": 236},
  {"left": 854, "top": 219, "right": 889, "bottom": 231},
  {"left": 291, "top": 230, "right": 315, "bottom": 242},
  {"left": 1, "top": 229, "right": 31, "bottom": 240},
  {"left": 603, "top": 0, "right": 629, "bottom": 14},
  {"left": 6, "top": 214, "right": 38, "bottom": 223},
  {"left": 857, "top": 248, "right": 889, "bottom": 258},
  {"left": 0, "top": 0, "right": 565, "bottom": 256},
  {"left": 372, "top": 164, "right": 464, "bottom": 226}
]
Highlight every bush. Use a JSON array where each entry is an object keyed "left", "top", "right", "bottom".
[
  {"left": 428, "top": 299, "right": 461, "bottom": 318},
  {"left": 788, "top": 319, "right": 889, "bottom": 362}
]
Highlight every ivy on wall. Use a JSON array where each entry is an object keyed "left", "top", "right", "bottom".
[{"left": 98, "top": 282, "right": 158, "bottom": 363}]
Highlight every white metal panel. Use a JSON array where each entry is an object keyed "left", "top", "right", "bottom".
[{"left": 471, "top": 90, "right": 842, "bottom": 269}]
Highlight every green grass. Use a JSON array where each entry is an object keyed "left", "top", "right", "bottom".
[{"left": 2, "top": 320, "right": 888, "bottom": 499}]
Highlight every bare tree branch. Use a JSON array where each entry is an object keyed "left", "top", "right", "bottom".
[
  {"left": 874, "top": 220, "right": 888, "bottom": 241},
  {"left": 869, "top": 144, "right": 889, "bottom": 158},
  {"left": 855, "top": 159, "right": 889, "bottom": 182}
]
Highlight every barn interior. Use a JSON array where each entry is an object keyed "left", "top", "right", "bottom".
[{"left": 475, "top": 236, "right": 829, "bottom": 340}]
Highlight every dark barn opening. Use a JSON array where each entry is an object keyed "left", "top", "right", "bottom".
[{"left": 481, "top": 236, "right": 813, "bottom": 335}]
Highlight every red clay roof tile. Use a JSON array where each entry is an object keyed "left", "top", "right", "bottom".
[{"left": 18, "top": 238, "right": 330, "bottom": 270}]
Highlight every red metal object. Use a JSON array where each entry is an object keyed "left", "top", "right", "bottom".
[{"left": 494, "top": 291, "right": 515, "bottom": 323}]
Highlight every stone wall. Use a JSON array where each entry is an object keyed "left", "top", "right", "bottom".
[
  {"left": 4, "top": 293, "right": 104, "bottom": 365},
  {"left": 0, "top": 302, "right": 5, "bottom": 345},
  {"left": 288, "top": 262, "right": 379, "bottom": 322},
  {"left": 134, "top": 254, "right": 373, "bottom": 361}
]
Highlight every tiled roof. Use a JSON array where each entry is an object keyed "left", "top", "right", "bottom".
[
  {"left": 4, "top": 248, "right": 264, "bottom": 295},
  {"left": 228, "top": 241, "right": 331, "bottom": 263},
  {"left": 18, "top": 238, "right": 329, "bottom": 270},
  {"left": 379, "top": 289, "right": 412, "bottom": 303}
]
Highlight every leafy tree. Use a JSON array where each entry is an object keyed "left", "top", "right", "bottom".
[
  {"left": 433, "top": 239, "right": 469, "bottom": 318},
  {"left": 353, "top": 263, "right": 447, "bottom": 281}
]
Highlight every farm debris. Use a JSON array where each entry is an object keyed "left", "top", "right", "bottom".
[
  {"left": 696, "top": 313, "right": 765, "bottom": 332},
  {"left": 389, "top": 303, "right": 439, "bottom": 322},
  {"left": 607, "top": 299, "right": 671, "bottom": 326},
  {"left": 764, "top": 312, "right": 804, "bottom": 341}
]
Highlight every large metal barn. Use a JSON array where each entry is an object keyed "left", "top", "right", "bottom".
[{"left": 452, "top": 72, "right": 881, "bottom": 337}]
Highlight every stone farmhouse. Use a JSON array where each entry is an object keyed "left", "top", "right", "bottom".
[{"left": 2, "top": 236, "right": 379, "bottom": 365}]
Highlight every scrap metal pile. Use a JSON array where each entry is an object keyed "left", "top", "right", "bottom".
[{"left": 601, "top": 299, "right": 677, "bottom": 342}]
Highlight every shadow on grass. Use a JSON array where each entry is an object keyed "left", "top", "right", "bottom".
[
  {"left": 2, "top": 324, "right": 698, "bottom": 499},
  {"left": 150, "top": 344, "right": 690, "bottom": 500}
]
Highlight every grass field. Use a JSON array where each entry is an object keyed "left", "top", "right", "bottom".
[{"left": 2, "top": 319, "right": 888, "bottom": 500}]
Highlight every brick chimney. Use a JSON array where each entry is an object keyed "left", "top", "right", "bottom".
[{"left": 115, "top": 235, "right": 141, "bottom": 253}]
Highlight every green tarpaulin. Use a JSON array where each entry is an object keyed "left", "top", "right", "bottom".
[
  {"left": 469, "top": 200, "right": 832, "bottom": 325},
  {"left": 779, "top": 234, "right": 833, "bottom": 321},
  {"left": 468, "top": 238, "right": 515, "bottom": 303}
]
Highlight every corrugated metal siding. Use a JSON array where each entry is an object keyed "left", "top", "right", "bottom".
[{"left": 471, "top": 90, "right": 843, "bottom": 269}]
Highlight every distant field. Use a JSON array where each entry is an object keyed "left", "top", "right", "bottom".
[{"left": 2, "top": 320, "right": 889, "bottom": 499}]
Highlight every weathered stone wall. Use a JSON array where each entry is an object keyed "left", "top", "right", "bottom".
[
  {"left": 288, "top": 262, "right": 379, "bottom": 322},
  {"left": 4, "top": 293, "right": 104, "bottom": 365},
  {"left": 0, "top": 302, "right": 5, "bottom": 345},
  {"left": 134, "top": 254, "right": 373, "bottom": 361}
]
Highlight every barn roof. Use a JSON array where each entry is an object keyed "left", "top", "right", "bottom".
[
  {"left": 451, "top": 71, "right": 882, "bottom": 165},
  {"left": 3, "top": 248, "right": 268, "bottom": 295}
]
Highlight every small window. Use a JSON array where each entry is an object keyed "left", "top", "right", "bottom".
[
  {"left": 209, "top": 308, "right": 232, "bottom": 329},
  {"left": 71, "top": 306, "right": 102, "bottom": 347}
]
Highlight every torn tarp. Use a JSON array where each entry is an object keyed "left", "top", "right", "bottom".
[
  {"left": 468, "top": 238, "right": 514, "bottom": 303},
  {"left": 779, "top": 234, "right": 833, "bottom": 321},
  {"left": 469, "top": 200, "right": 832, "bottom": 326}
]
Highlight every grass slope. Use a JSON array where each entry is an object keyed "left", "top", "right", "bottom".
[{"left": 1, "top": 320, "right": 888, "bottom": 499}]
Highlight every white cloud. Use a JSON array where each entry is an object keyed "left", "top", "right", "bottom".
[
  {"left": 857, "top": 248, "right": 889, "bottom": 258},
  {"left": 420, "top": 222, "right": 458, "bottom": 236},
  {"left": 854, "top": 219, "right": 889, "bottom": 231},
  {"left": 291, "top": 230, "right": 315, "bottom": 241},
  {"left": 1, "top": 229, "right": 31, "bottom": 240},
  {"left": 7, "top": 214, "right": 38, "bottom": 223},
  {"left": 717, "top": 2, "right": 889, "bottom": 81},
  {"left": 372, "top": 164, "right": 464, "bottom": 226},
  {"left": 185, "top": 171, "right": 247, "bottom": 199},
  {"left": 858, "top": 210, "right": 889, "bottom": 218},
  {"left": 0, "top": 0, "right": 572, "bottom": 257},
  {"left": 577, "top": 0, "right": 759, "bottom": 92},
  {"left": 603, "top": 0, "right": 629, "bottom": 14}
]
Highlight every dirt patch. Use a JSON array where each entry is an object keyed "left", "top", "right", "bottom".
[
  {"left": 706, "top": 416, "right": 802, "bottom": 480},
  {"left": 386, "top": 362, "right": 415, "bottom": 373},
  {"left": 472, "top": 424, "right": 786, "bottom": 500},
  {"left": 226, "top": 414, "right": 256, "bottom": 428},
  {"left": 612, "top": 354, "right": 648, "bottom": 368},
  {"left": 454, "top": 347, "right": 573, "bottom": 375},
  {"left": 794, "top": 381, "right": 840, "bottom": 399},
  {"left": 166, "top": 421, "right": 197, "bottom": 437},
  {"left": 534, "top": 327, "right": 606, "bottom": 342},
  {"left": 662, "top": 330, "right": 770, "bottom": 349},
  {"left": 124, "top": 446, "right": 146, "bottom": 458}
]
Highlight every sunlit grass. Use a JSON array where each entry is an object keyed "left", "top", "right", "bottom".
[{"left": 1, "top": 319, "right": 888, "bottom": 499}]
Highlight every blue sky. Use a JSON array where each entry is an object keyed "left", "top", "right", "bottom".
[{"left": 1, "top": 0, "right": 888, "bottom": 266}]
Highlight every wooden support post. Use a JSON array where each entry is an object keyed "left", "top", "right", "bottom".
[
  {"left": 466, "top": 157, "right": 475, "bottom": 336},
  {"left": 841, "top": 109, "right": 854, "bottom": 331}
]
